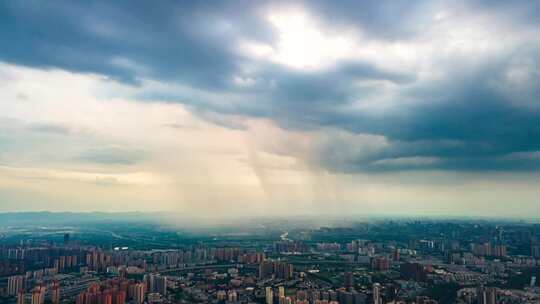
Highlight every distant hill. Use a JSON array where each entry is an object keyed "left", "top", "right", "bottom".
[{"left": 0, "top": 211, "right": 168, "bottom": 226}]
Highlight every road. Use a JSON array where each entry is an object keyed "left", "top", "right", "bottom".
[{"left": 157, "top": 264, "right": 258, "bottom": 274}]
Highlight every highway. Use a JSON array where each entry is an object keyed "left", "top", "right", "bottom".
[{"left": 156, "top": 264, "right": 257, "bottom": 274}]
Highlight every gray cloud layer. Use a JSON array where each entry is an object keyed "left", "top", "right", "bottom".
[{"left": 1, "top": 0, "right": 540, "bottom": 172}]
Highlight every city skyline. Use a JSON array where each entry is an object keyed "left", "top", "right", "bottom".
[
  {"left": 1, "top": 1, "right": 540, "bottom": 217},
  {"left": 1, "top": 217, "right": 539, "bottom": 304}
]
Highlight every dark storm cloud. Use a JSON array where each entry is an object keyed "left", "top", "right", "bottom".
[
  {"left": 298, "top": 54, "right": 540, "bottom": 172},
  {"left": 2, "top": 0, "right": 540, "bottom": 172},
  {"left": 302, "top": 0, "right": 435, "bottom": 40},
  {"left": 0, "top": 0, "right": 270, "bottom": 86},
  {"left": 302, "top": 0, "right": 540, "bottom": 40},
  {"left": 239, "top": 61, "right": 414, "bottom": 112}
]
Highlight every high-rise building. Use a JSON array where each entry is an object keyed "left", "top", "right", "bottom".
[
  {"left": 115, "top": 290, "right": 126, "bottom": 304},
  {"left": 149, "top": 274, "right": 167, "bottom": 296},
  {"left": 8, "top": 275, "right": 25, "bottom": 296},
  {"left": 284, "top": 263, "right": 293, "bottom": 280},
  {"left": 532, "top": 245, "right": 540, "bottom": 258},
  {"left": 309, "top": 290, "right": 321, "bottom": 303},
  {"left": 278, "top": 286, "right": 285, "bottom": 298},
  {"left": 259, "top": 260, "right": 293, "bottom": 280},
  {"left": 100, "top": 290, "right": 112, "bottom": 304},
  {"left": 392, "top": 249, "right": 400, "bottom": 261},
  {"left": 477, "top": 286, "right": 497, "bottom": 304},
  {"left": 17, "top": 291, "right": 26, "bottom": 304},
  {"left": 266, "top": 286, "right": 273, "bottom": 304},
  {"left": 132, "top": 282, "right": 146, "bottom": 304},
  {"left": 372, "top": 283, "right": 381, "bottom": 304},
  {"left": 493, "top": 245, "right": 507, "bottom": 257},
  {"left": 260, "top": 260, "right": 274, "bottom": 279},
  {"left": 400, "top": 263, "right": 427, "bottom": 281},
  {"left": 31, "top": 286, "right": 46, "bottom": 304},
  {"left": 371, "top": 257, "right": 390, "bottom": 271},
  {"left": 50, "top": 281, "right": 61, "bottom": 304},
  {"left": 471, "top": 243, "right": 492, "bottom": 256},
  {"left": 344, "top": 272, "right": 354, "bottom": 287},
  {"left": 297, "top": 290, "right": 308, "bottom": 301},
  {"left": 338, "top": 289, "right": 353, "bottom": 304},
  {"left": 228, "top": 290, "right": 238, "bottom": 302},
  {"left": 75, "top": 293, "right": 85, "bottom": 304},
  {"left": 217, "top": 290, "right": 227, "bottom": 301},
  {"left": 487, "top": 287, "right": 496, "bottom": 304},
  {"left": 352, "top": 291, "right": 367, "bottom": 304}
]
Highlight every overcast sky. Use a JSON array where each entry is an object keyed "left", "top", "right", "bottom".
[{"left": 1, "top": 1, "right": 540, "bottom": 217}]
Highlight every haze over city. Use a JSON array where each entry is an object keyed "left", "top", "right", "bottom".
[
  {"left": 5, "top": 2, "right": 540, "bottom": 304},
  {"left": 1, "top": 0, "right": 540, "bottom": 218}
]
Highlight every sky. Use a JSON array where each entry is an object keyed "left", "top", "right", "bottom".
[{"left": 1, "top": 1, "right": 540, "bottom": 218}]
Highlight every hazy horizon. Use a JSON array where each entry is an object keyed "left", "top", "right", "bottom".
[{"left": 2, "top": 1, "right": 540, "bottom": 218}]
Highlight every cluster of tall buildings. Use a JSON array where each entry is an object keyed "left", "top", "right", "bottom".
[
  {"left": 30, "top": 285, "right": 47, "bottom": 304},
  {"left": 152, "top": 247, "right": 265, "bottom": 266},
  {"left": 146, "top": 273, "right": 167, "bottom": 297},
  {"left": 85, "top": 251, "right": 113, "bottom": 272},
  {"left": 1, "top": 248, "right": 27, "bottom": 260},
  {"left": 15, "top": 285, "right": 48, "bottom": 304},
  {"left": 75, "top": 281, "right": 126, "bottom": 304},
  {"left": 50, "top": 281, "right": 60, "bottom": 304},
  {"left": 216, "top": 289, "right": 238, "bottom": 302},
  {"left": 10, "top": 279, "right": 60, "bottom": 304},
  {"left": 274, "top": 241, "right": 310, "bottom": 253},
  {"left": 476, "top": 286, "right": 497, "bottom": 304},
  {"left": 458, "top": 286, "right": 498, "bottom": 304},
  {"left": 470, "top": 243, "right": 507, "bottom": 257},
  {"left": 237, "top": 252, "right": 266, "bottom": 264},
  {"left": 0, "top": 246, "right": 83, "bottom": 276},
  {"left": 259, "top": 260, "right": 294, "bottom": 280},
  {"left": 370, "top": 257, "right": 391, "bottom": 271},
  {"left": 73, "top": 274, "right": 167, "bottom": 304},
  {"left": 264, "top": 285, "right": 377, "bottom": 304},
  {"left": 399, "top": 263, "right": 427, "bottom": 282},
  {"left": 0, "top": 244, "right": 268, "bottom": 277},
  {"left": 7, "top": 275, "right": 25, "bottom": 296},
  {"left": 316, "top": 243, "right": 342, "bottom": 251}
]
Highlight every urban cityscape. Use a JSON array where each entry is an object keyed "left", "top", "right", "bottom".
[
  {"left": 2, "top": 1, "right": 540, "bottom": 303},
  {"left": 1, "top": 214, "right": 540, "bottom": 303}
]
